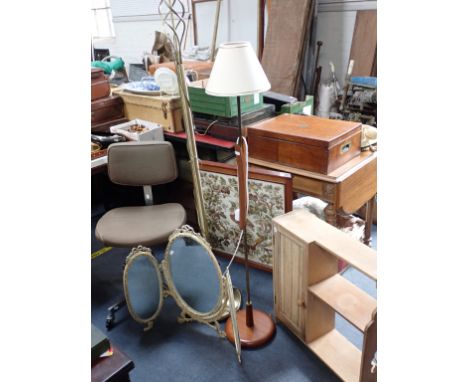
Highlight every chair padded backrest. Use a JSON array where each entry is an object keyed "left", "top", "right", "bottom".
[{"left": 107, "top": 141, "right": 178, "bottom": 186}]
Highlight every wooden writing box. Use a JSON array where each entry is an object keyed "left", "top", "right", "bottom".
[{"left": 247, "top": 114, "right": 362, "bottom": 174}]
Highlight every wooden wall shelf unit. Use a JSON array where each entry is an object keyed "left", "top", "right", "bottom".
[{"left": 272, "top": 209, "right": 377, "bottom": 382}]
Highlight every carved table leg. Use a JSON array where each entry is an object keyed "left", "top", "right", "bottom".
[
  {"left": 324, "top": 203, "right": 337, "bottom": 227},
  {"left": 363, "top": 195, "right": 376, "bottom": 246},
  {"left": 325, "top": 203, "right": 347, "bottom": 271}
]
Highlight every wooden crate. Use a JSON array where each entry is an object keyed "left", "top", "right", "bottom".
[
  {"left": 279, "top": 95, "right": 314, "bottom": 115},
  {"left": 112, "top": 88, "right": 184, "bottom": 133},
  {"left": 272, "top": 209, "right": 377, "bottom": 382},
  {"left": 188, "top": 79, "right": 264, "bottom": 118}
]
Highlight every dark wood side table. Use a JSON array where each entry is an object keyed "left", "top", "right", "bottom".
[
  {"left": 91, "top": 344, "right": 134, "bottom": 382},
  {"left": 250, "top": 151, "right": 377, "bottom": 246}
]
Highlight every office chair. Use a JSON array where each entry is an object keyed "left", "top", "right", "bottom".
[{"left": 95, "top": 141, "right": 187, "bottom": 329}]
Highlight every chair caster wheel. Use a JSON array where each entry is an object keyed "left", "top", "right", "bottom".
[{"left": 106, "top": 317, "right": 114, "bottom": 330}]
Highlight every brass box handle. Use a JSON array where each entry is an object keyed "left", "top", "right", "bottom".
[{"left": 340, "top": 141, "right": 351, "bottom": 154}]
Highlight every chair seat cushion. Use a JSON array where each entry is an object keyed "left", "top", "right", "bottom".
[{"left": 95, "top": 203, "right": 186, "bottom": 247}]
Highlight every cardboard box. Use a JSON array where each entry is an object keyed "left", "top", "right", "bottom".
[{"left": 110, "top": 119, "right": 165, "bottom": 141}]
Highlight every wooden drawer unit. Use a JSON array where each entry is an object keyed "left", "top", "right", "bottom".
[
  {"left": 248, "top": 114, "right": 362, "bottom": 175},
  {"left": 273, "top": 209, "right": 377, "bottom": 382}
]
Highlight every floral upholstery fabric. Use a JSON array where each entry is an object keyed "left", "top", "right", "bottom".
[{"left": 200, "top": 171, "right": 287, "bottom": 267}]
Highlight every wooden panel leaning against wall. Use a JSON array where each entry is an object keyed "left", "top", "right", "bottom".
[{"left": 348, "top": 9, "right": 377, "bottom": 77}]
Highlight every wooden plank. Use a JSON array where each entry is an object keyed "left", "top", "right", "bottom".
[
  {"left": 309, "top": 274, "right": 376, "bottom": 332},
  {"left": 261, "top": 0, "right": 314, "bottom": 96},
  {"left": 360, "top": 310, "right": 377, "bottom": 382},
  {"left": 275, "top": 233, "right": 307, "bottom": 339},
  {"left": 308, "top": 329, "right": 361, "bottom": 382},
  {"left": 258, "top": 0, "right": 266, "bottom": 58},
  {"left": 305, "top": 293, "right": 335, "bottom": 343},
  {"left": 308, "top": 243, "right": 338, "bottom": 285},
  {"left": 293, "top": 0, "right": 316, "bottom": 99},
  {"left": 313, "top": 240, "right": 376, "bottom": 281},
  {"left": 348, "top": 10, "right": 377, "bottom": 77},
  {"left": 337, "top": 156, "right": 377, "bottom": 213},
  {"left": 273, "top": 209, "right": 377, "bottom": 280},
  {"left": 292, "top": 175, "right": 325, "bottom": 198},
  {"left": 200, "top": 160, "right": 292, "bottom": 183},
  {"left": 327, "top": 151, "right": 376, "bottom": 182}
]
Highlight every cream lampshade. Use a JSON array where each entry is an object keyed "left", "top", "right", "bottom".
[{"left": 205, "top": 41, "right": 271, "bottom": 96}]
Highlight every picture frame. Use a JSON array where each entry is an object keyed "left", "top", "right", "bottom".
[{"left": 199, "top": 160, "right": 293, "bottom": 270}]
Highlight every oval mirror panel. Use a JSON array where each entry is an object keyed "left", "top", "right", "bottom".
[
  {"left": 124, "top": 250, "right": 163, "bottom": 325},
  {"left": 167, "top": 236, "right": 222, "bottom": 314}
]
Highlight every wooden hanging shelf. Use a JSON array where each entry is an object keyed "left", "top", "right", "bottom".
[
  {"left": 273, "top": 209, "right": 377, "bottom": 382},
  {"left": 308, "top": 274, "right": 376, "bottom": 332}
]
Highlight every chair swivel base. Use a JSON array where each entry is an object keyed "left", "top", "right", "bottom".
[{"left": 105, "top": 299, "right": 127, "bottom": 330}]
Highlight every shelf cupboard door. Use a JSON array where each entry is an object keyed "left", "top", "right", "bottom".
[{"left": 273, "top": 231, "right": 307, "bottom": 340}]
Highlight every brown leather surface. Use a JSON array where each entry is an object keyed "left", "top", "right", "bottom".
[
  {"left": 107, "top": 141, "right": 178, "bottom": 186},
  {"left": 95, "top": 203, "right": 186, "bottom": 247}
]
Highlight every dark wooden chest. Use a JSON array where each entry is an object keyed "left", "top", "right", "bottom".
[
  {"left": 247, "top": 114, "right": 362, "bottom": 174},
  {"left": 194, "top": 103, "right": 276, "bottom": 141},
  {"left": 91, "top": 68, "right": 110, "bottom": 101},
  {"left": 91, "top": 95, "right": 124, "bottom": 126}
]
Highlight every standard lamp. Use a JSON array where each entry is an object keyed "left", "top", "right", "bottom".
[{"left": 206, "top": 41, "right": 275, "bottom": 348}]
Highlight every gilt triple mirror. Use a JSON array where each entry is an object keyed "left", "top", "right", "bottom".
[{"left": 123, "top": 225, "right": 241, "bottom": 361}]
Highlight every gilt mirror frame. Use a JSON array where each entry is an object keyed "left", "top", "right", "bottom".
[
  {"left": 161, "top": 226, "right": 228, "bottom": 331},
  {"left": 123, "top": 246, "right": 164, "bottom": 331},
  {"left": 122, "top": 226, "right": 241, "bottom": 360}
]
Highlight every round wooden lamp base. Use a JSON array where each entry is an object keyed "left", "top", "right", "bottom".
[{"left": 225, "top": 308, "right": 276, "bottom": 348}]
